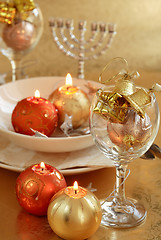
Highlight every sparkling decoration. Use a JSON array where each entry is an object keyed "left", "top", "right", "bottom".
[
  {"left": 93, "top": 57, "right": 160, "bottom": 149},
  {"left": 48, "top": 73, "right": 90, "bottom": 129},
  {"left": 12, "top": 90, "right": 58, "bottom": 136},
  {"left": 0, "top": 3, "right": 15, "bottom": 24},
  {"left": 0, "top": 0, "right": 35, "bottom": 24},
  {"left": 94, "top": 89, "right": 129, "bottom": 123},
  {"left": 47, "top": 181, "right": 102, "bottom": 240},
  {"left": 2, "top": 21, "right": 35, "bottom": 51},
  {"left": 14, "top": 0, "right": 35, "bottom": 13},
  {"left": 16, "top": 162, "right": 67, "bottom": 216},
  {"left": 124, "top": 88, "right": 151, "bottom": 118}
]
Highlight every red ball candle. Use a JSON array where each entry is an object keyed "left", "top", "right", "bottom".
[
  {"left": 12, "top": 90, "right": 58, "bottom": 136},
  {"left": 16, "top": 162, "right": 67, "bottom": 216}
]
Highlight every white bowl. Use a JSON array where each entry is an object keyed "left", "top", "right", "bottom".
[{"left": 0, "top": 76, "right": 102, "bottom": 152}]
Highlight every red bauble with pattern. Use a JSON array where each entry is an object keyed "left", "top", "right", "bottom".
[
  {"left": 16, "top": 164, "right": 67, "bottom": 216},
  {"left": 12, "top": 97, "right": 58, "bottom": 136}
]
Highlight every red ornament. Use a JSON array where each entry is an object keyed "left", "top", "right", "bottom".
[
  {"left": 12, "top": 96, "right": 58, "bottom": 137},
  {"left": 16, "top": 163, "right": 67, "bottom": 216}
]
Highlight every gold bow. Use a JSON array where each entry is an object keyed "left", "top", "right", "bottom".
[
  {"left": 94, "top": 57, "right": 152, "bottom": 121},
  {"left": 99, "top": 57, "right": 140, "bottom": 84},
  {"left": 0, "top": 0, "right": 35, "bottom": 24}
]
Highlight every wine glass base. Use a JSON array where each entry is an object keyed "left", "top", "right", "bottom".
[{"left": 100, "top": 197, "right": 147, "bottom": 229}]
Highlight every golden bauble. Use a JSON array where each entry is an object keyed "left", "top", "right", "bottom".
[
  {"left": 107, "top": 110, "right": 152, "bottom": 149},
  {"left": 47, "top": 187, "right": 102, "bottom": 240},
  {"left": 48, "top": 88, "right": 90, "bottom": 129}
]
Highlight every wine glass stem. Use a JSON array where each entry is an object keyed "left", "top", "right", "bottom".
[
  {"left": 115, "top": 164, "right": 128, "bottom": 202},
  {"left": 10, "top": 59, "right": 22, "bottom": 82}
]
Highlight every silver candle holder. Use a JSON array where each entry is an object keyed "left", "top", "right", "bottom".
[{"left": 49, "top": 18, "right": 117, "bottom": 79}]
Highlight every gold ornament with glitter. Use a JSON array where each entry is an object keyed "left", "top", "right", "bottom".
[
  {"left": 124, "top": 88, "right": 151, "bottom": 118},
  {"left": 94, "top": 89, "right": 130, "bottom": 123},
  {"left": 93, "top": 57, "right": 160, "bottom": 149},
  {"left": 0, "top": 3, "right": 15, "bottom": 24},
  {"left": 94, "top": 57, "right": 159, "bottom": 122},
  {"left": 0, "top": 0, "right": 35, "bottom": 24}
]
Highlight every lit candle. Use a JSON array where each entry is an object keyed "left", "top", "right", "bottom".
[
  {"left": 48, "top": 73, "right": 90, "bottom": 129},
  {"left": 47, "top": 181, "right": 102, "bottom": 240},
  {"left": 12, "top": 90, "right": 58, "bottom": 136},
  {"left": 16, "top": 162, "right": 67, "bottom": 216}
]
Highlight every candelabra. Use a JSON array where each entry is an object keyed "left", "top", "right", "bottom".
[{"left": 49, "top": 18, "right": 116, "bottom": 79}]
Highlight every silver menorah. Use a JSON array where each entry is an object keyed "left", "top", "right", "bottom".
[{"left": 49, "top": 18, "right": 116, "bottom": 79}]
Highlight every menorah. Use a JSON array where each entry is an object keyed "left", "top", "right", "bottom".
[{"left": 49, "top": 18, "right": 116, "bottom": 79}]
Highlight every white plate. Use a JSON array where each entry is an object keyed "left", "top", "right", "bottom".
[
  {"left": 0, "top": 163, "right": 104, "bottom": 175},
  {"left": 0, "top": 76, "right": 102, "bottom": 152}
]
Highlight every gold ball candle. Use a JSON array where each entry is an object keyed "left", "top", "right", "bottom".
[
  {"left": 47, "top": 181, "right": 102, "bottom": 240},
  {"left": 48, "top": 73, "right": 90, "bottom": 129}
]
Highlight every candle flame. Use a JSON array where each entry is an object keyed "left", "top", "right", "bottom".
[
  {"left": 66, "top": 73, "right": 72, "bottom": 86},
  {"left": 40, "top": 162, "right": 45, "bottom": 169},
  {"left": 34, "top": 90, "right": 40, "bottom": 98},
  {"left": 73, "top": 181, "right": 78, "bottom": 190}
]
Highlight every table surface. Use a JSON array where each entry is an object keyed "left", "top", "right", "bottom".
[{"left": 0, "top": 71, "right": 161, "bottom": 240}]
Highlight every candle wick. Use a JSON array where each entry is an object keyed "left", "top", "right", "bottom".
[
  {"left": 74, "top": 189, "right": 77, "bottom": 194},
  {"left": 41, "top": 168, "right": 44, "bottom": 171}
]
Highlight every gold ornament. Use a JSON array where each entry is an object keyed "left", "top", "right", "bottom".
[
  {"left": 0, "top": 3, "right": 15, "bottom": 24},
  {"left": 14, "top": 0, "right": 35, "bottom": 13},
  {"left": 47, "top": 183, "right": 102, "bottom": 240},
  {"left": 94, "top": 89, "right": 129, "bottom": 123},
  {"left": 114, "top": 78, "right": 135, "bottom": 96},
  {"left": 124, "top": 88, "right": 151, "bottom": 118},
  {"left": 94, "top": 58, "right": 158, "bottom": 122},
  {"left": 0, "top": 0, "right": 35, "bottom": 24}
]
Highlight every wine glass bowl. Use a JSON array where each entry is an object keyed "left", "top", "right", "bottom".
[
  {"left": 0, "top": 4, "right": 43, "bottom": 82},
  {"left": 90, "top": 85, "right": 160, "bottom": 228}
]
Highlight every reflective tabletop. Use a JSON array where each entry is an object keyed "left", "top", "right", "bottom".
[{"left": 0, "top": 71, "right": 161, "bottom": 240}]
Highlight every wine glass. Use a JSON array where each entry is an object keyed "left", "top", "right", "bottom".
[
  {"left": 89, "top": 85, "right": 160, "bottom": 228},
  {"left": 0, "top": 3, "right": 43, "bottom": 82}
]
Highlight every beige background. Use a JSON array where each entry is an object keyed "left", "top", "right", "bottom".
[{"left": 1, "top": 0, "right": 161, "bottom": 82}]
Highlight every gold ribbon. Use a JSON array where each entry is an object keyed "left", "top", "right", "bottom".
[
  {"left": 95, "top": 57, "right": 152, "bottom": 120},
  {"left": 0, "top": 0, "right": 35, "bottom": 24},
  {"left": 99, "top": 57, "right": 140, "bottom": 84},
  {"left": 14, "top": 0, "right": 35, "bottom": 13}
]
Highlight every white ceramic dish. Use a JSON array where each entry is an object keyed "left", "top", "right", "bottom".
[{"left": 0, "top": 76, "right": 102, "bottom": 152}]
